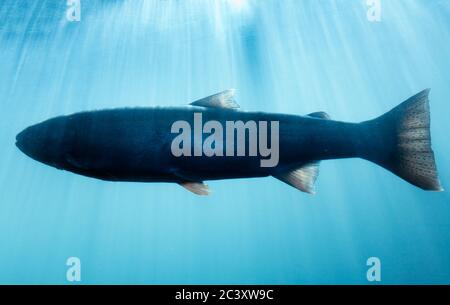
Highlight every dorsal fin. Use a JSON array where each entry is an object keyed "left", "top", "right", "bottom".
[
  {"left": 273, "top": 162, "right": 320, "bottom": 194},
  {"left": 307, "top": 111, "right": 331, "bottom": 120},
  {"left": 190, "top": 89, "right": 239, "bottom": 109},
  {"left": 179, "top": 182, "right": 211, "bottom": 195}
]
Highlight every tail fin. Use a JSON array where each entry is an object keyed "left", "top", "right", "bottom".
[{"left": 362, "top": 89, "right": 443, "bottom": 191}]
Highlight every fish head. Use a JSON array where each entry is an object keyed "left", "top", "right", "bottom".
[{"left": 16, "top": 116, "right": 74, "bottom": 169}]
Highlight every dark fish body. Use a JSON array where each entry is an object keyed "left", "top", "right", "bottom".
[{"left": 16, "top": 90, "right": 443, "bottom": 195}]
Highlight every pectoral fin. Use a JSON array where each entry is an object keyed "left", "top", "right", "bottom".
[
  {"left": 66, "top": 156, "right": 90, "bottom": 171},
  {"left": 273, "top": 162, "right": 320, "bottom": 194},
  {"left": 179, "top": 182, "right": 211, "bottom": 196},
  {"left": 189, "top": 89, "right": 239, "bottom": 109}
]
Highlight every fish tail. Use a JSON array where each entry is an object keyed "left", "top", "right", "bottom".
[{"left": 361, "top": 89, "right": 443, "bottom": 191}]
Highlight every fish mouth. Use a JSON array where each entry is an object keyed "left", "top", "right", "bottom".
[
  {"left": 15, "top": 127, "right": 42, "bottom": 162},
  {"left": 15, "top": 129, "right": 28, "bottom": 155},
  {"left": 15, "top": 124, "right": 44, "bottom": 160}
]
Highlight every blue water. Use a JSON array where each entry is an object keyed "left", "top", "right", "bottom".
[{"left": 0, "top": 0, "right": 449, "bottom": 284}]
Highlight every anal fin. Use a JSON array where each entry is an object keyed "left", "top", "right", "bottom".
[
  {"left": 273, "top": 162, "right": 320, "bottom": 194},
  {"left": 179, "top": 182, "right": 211, "bottom": 196}
]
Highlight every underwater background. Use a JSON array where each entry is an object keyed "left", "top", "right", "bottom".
[{"left": 0, "top": 0, "right": 449, "bottom": 284}]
